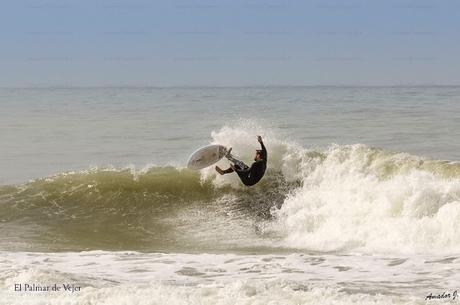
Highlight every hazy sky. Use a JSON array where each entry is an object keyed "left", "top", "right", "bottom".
[{"left": 1, "top": 0, "right": 459, "bottom": 86}]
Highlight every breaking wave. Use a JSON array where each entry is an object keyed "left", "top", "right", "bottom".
[{"left": 1, "top": 123, "right": 460, "bottom": 254}]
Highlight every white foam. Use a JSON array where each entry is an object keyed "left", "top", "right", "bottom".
[
  {"left": 206, "top": 124, "right": 460, "bottom": 255},
  {"left": 2, "top": 251, "right": 445, "bottom": 305},
  {"left": 0, "top": 280, "right": 417, "bottom": 305},
  {"left": 273, "top": 144, "right": 460, "bottom": 254}
]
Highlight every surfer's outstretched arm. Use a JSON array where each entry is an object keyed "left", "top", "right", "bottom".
[{"left": 257, "top": 136, "right": 267, "bottom": 160}]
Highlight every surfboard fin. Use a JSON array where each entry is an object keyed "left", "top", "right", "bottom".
[{"left": 225, "top": 147, "right": 232, "bottom": 158}]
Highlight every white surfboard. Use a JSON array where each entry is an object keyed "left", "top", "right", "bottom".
[{"left": 187, "top": 144, "right": 228, "bottom": 170}]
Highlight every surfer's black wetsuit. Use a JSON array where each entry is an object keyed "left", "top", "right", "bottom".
[{"left": 225, "top": 141, "right": 267, "bottom": 186}]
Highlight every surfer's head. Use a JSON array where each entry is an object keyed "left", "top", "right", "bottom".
[{"left": 254, "top": 150, "right": 262, "bottom": 161}]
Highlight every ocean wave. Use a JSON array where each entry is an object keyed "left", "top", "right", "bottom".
[
  {"left": 0, "top": 163, "right": 292, "bottom": 252},
  {"left": 1, "top": 123, "right": 460, "bottom": 254}
]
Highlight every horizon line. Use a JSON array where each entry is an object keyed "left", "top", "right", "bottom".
[{"left": 1, "top": 84, "right": 460, "bottom": 89}]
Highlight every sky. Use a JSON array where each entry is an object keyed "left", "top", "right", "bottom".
[{"left": 0, "top": 0, "right": 459, "bottom": 87}]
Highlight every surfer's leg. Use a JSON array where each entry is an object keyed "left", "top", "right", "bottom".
[
  {"left": 225, "top": 155, "right": 249, "bottom": 170},
  {"left": 233, "top": 160, "right": 249, "bottom": 171},
  {"left": 225, "top": 153, "right": 238, "bottom": 163}
]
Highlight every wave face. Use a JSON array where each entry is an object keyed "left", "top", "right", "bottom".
[{"left": 1, "top": 123, "right": 460, "bottom": 254}]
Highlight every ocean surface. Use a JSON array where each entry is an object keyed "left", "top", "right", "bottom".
[{"left": 1, "top": 86, "right": 460, "bottom": 304}]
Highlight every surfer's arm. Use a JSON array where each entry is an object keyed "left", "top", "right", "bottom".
[{"left": 257, "top": 136, "right": 267, "bottom": 160}]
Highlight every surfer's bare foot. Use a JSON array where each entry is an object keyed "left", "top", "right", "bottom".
[{"left": 215, "top": 166, "right": 225, "bottom": 175}]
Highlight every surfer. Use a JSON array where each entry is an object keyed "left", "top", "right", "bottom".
[{"left": 215, "top": 135, "right": 267, "bottom": 186}]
